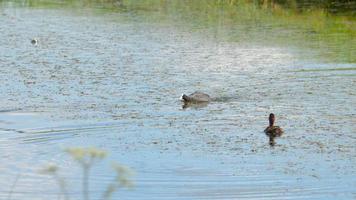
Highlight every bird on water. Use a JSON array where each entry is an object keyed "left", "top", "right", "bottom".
[
  {"left": 181, "top": 91, "right": 211, "bottom": 103},
  {"left": 264, "top": 113, "right": 284, "bottom": 146},
  {"left": 31, "top": 38, "right": 38, "bottom": 45}
]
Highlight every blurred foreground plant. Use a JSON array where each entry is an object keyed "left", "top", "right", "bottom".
[{"left": 40, "top": 147, "right": 134, "bottom": 200}]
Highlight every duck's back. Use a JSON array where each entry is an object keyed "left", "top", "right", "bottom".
[
  {"left": 190, "top": 92, "right": 211, "bottom": 102},
  {"left": 264, "top": 126, "right": 283, "bottom": 137},
  {"left": 182, "top": 92, "right": 211, "bottom": 103}
]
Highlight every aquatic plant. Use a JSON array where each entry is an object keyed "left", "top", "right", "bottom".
[
  {"left": 40, "top": 147, "right": 134, "bottom": 200},
  {"left": 102, "top": 163, "right": 134, "bottom": 200},
  {"left": 40, "top": 164, "right": 70, "bottom": 200},
  {"left": 6, "top": 174, "right": 21, "bottom": 200}
]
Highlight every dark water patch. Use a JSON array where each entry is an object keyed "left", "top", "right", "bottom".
[
  {"left": 0, "top": 108, "right": 22, "bottom": 113},
  {"left": 15, "top": 131, "right": 80, "bottom": 144},
  {"left": 181, "top": 102, "right": 209, "bottom": 110},
  {"left": 0, "top": 127, "right": 25, "bottom": 133},
  {"left": 23, "top": 123, "right": 124, "bottom": 135},
  {"left": 292, "top": 74, "right": 356, "bottom": 79},
  {"left": 212, "top": 96, "right": 240, "bottom": 103},
  {"left": 13, "top": 122, "right": 127, "bottom": 144},
  {"left": 291, "top": 67, "right": 356, "bottom": 72}
]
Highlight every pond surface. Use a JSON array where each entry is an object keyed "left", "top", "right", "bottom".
[{"left": 0, "top": 1, "right": 355, "bottom": 200}]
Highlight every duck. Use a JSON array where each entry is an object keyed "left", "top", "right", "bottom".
[
  {"left": 264, "top": 113, "right": 284, "bottom": 146},
  {"left": 31, "top": 38, "right": 38, "bottom": 45},
  {"left": 181, "top": 91, "right": 211, "bottom": 103}
]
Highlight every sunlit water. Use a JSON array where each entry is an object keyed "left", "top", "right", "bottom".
[{"left": 0, "top": 4, "right": 355, "bottom": 200}]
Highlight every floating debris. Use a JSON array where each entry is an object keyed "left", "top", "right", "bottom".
[{"left": 31, "top": 38, "right": 38, "bottom": 45}]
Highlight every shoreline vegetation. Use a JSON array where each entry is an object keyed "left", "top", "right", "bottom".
[
  {"left": 2, "top": 0, "right": 355, "bottom": 15},
  {"left": 1, "top": 0, "right": 354, "bottom": 62}
]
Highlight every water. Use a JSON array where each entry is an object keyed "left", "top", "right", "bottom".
[{"left": 0, "top": 1, "right": 355, "bottom": 199}]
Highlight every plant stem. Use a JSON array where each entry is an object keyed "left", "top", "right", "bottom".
[
  {"left": 7, "top": 174, "right": 20, "bottom": 200},
  {"left": 53, "top": 173, "right": 70, "bottom": 200},
  {"left": 83, "top": 165, "right": 90, "bottom": 200}
]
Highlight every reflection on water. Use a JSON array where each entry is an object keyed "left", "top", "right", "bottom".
[
  {"left": 0, "top": 1, "right": 355, "bottom": 199},
  {"left": 182, "top": 102, "right": 209, "bottom": 110}
]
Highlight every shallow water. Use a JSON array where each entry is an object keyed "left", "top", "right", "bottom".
[{"left": 0, "top": 2, "right": 355, "bottom": 200}]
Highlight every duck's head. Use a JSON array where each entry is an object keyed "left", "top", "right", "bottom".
[
  {"left": 180, "top": 94, "right": 184, "bottom": 100},
  {"left": 269, "top": 113, "right": 275, "bottom": 127}
]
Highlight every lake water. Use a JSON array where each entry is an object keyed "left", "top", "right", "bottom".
[{"left": 0, "top": 1, "right": 355, "bottom": 199}]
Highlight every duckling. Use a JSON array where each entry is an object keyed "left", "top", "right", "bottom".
[
  {"left": 181, "top": 91, "right": 211, "bottom": 103},
  {"left": 264, "top": 113, "right": 284, "bottom": 146}
]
